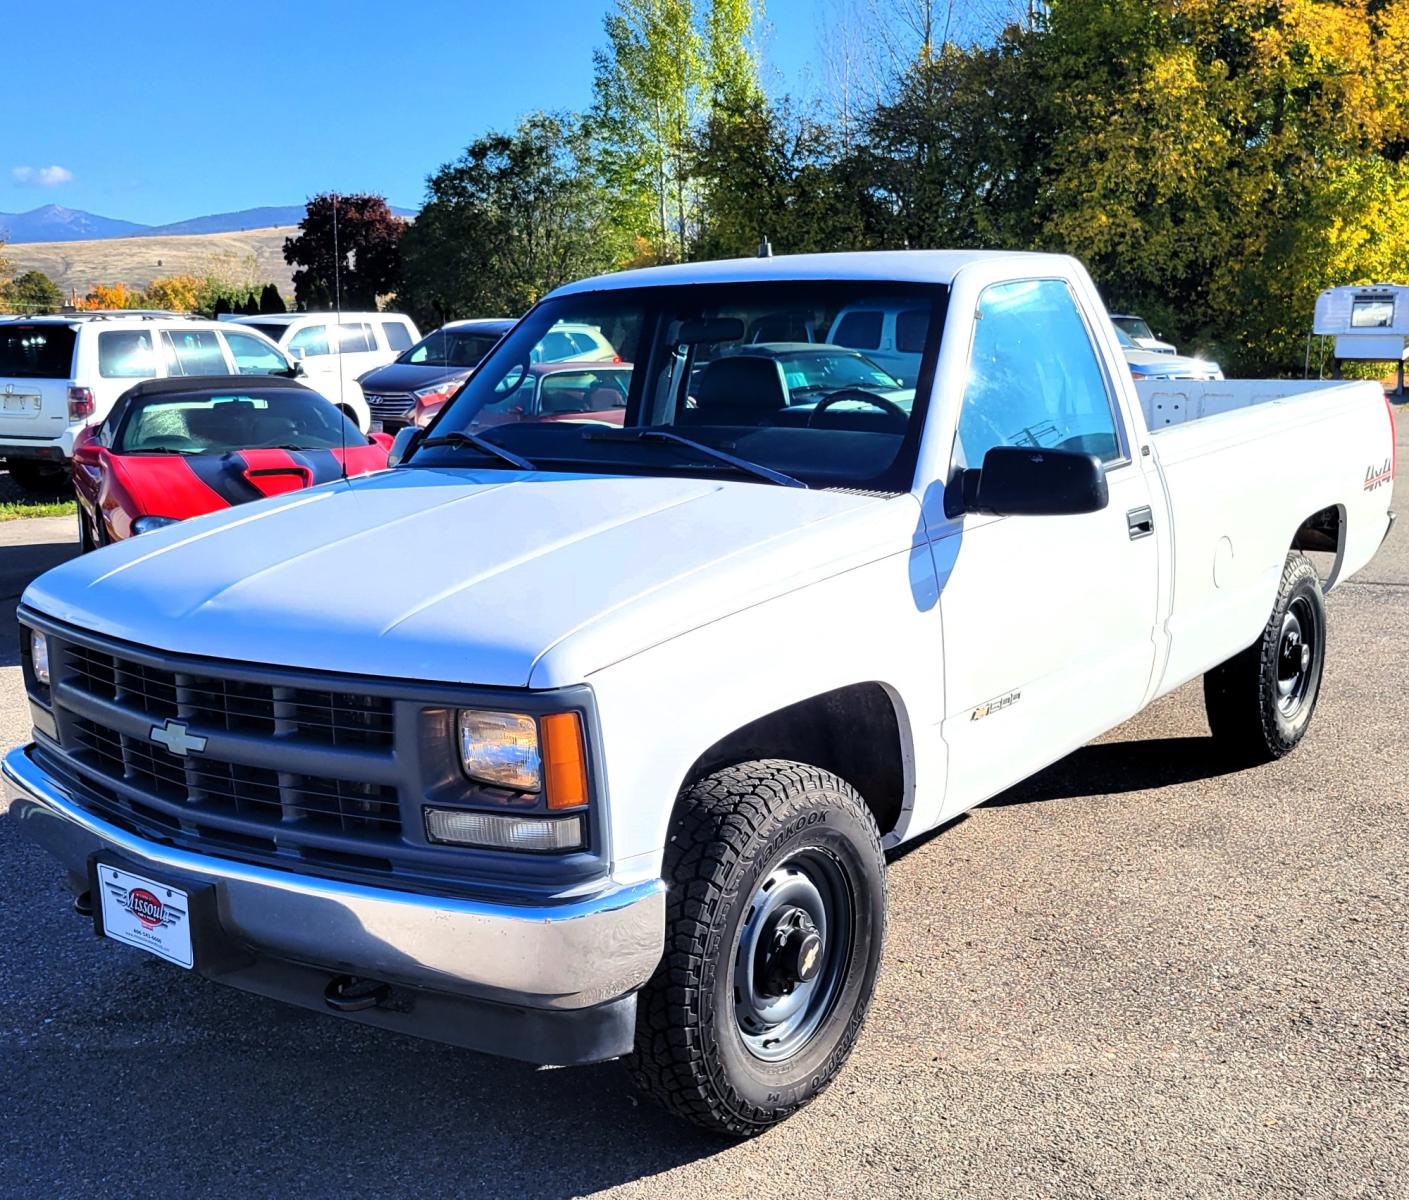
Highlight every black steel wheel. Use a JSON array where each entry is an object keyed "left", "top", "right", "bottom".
[
  {"left": 1204, "top": 552, "right": 1327, "bottom": 762},
  {"left": 629, "top": 760, "right": 886, "bottom": 1137}
]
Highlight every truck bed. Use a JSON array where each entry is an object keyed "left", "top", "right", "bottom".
[{"left": 1134, "top": 378, "right": 1374, "bottom": 430}]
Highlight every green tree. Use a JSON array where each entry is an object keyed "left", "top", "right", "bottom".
[
  {"left": 1, "top": 269, "right": 64, "bottom": 313},
  {"left": 691, "top": 95, "right": 868, "bottom": 259},
  {"left": 592, "top": 0, "right": 705, "bottom": 260},
  {"left": 399, "top": 113, "right": 629, "bottom": 326},
  {"left": 591, "top": 1, "right": 765, "bottom": 260},
  {"left": 259, "top": 283, "right": 287, "bottom": 313},
  {"left": 851, "top": 28, "right": 1048, "bottom": 251},
  {"left": 283, "top": 193, "right": 406, "bottom": 310}
]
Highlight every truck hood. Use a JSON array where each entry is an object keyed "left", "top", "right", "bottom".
[{"left": 25, "top": 467, "right": 914, "bottom": 688}]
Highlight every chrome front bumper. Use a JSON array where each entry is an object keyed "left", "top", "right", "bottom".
[{"left": 5, "top": 745, "right": 665, "bottom": 1016}]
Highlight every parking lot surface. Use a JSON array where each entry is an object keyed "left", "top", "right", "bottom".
[{"left": 1, "top": 422, "right": 1405, "bottom": 1199}]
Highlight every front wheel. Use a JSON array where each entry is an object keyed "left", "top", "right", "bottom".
[
  {"left": 1203, "top": 552, "right": 1327, "bottom": 762},
  {"left": 628, "top": 760, "right": 886, "bottom": 1137}
]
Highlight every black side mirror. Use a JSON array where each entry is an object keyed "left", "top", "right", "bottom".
[
  {"left": 387, "top": 426, "right": 422, "bottom": 467},
  {"left": 971, "top": 446, "right": 1109, "bottom": 516}
]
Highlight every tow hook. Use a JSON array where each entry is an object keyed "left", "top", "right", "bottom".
[
  {"left": 73, "top": 890, "right": 94, "bottom": 917},
  {"left": 324, "top": 975, "right": 392, "bottom": 1013}
]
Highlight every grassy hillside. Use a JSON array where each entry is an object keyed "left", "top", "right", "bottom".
[{"left": 3, "top": 226, "right": 296, "bottom": 300}]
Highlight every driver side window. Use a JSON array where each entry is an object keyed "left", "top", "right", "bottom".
[{"left": 955, "top": 279, "right": 1122, "bottom": 469}]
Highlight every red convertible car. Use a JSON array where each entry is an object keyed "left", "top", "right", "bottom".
[{"left": 73, "top": 376, "right": 392, "bottom": 550}]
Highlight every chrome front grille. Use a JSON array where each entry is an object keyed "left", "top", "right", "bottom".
[
  {"left": 65, "top": 642, "right": 394, "bottom": 748},
  {"left": 364, "top": 391, "right": 416, "bottom": 419},
  {"left": 50, "top": 637, "right": 403, "bottom": 860}
]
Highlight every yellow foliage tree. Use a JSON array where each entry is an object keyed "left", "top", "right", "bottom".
[
  {"left": 142, "top": 274, "right": 203, "bottom": 313},
  {"left": 79, "top": 281, "right": 142, "bottom": 310},
  {"left": 1036, "top": 0, "right": 1409, "bottom": 373}
]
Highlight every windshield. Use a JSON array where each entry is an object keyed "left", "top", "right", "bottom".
[
  {"left": 399, "top": 328, "right": 504, "bottom": 368},
  {"left": 412, "top": 281, "right": 946, "bottom": 490},
  {"left": 1113, "top": 316, "right": 1155, "bottom": 341},
  {"left": 1112, "top": 325, "right": 1137, "bottom": 350},
  {"left": 113, "top": 387, "right": 366, "bottom": 455},
  {"left": 0, "top": 323, "right": 76, "bottom": 378}
]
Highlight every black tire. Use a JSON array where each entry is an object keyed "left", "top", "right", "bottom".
[
  {"left": 628, "top": 760, "right": 886, "bottom": 1137},
  {"left": 77, "top": 507, "right": 95, "bottom": 553},
  {"left": 1203, "top": 552, "right": 1326, "bottom": 763},
  {"left": 7, "top": 459, "right": 70, "bottom": 496}
]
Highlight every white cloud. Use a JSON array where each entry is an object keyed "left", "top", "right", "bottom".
[{"left": 12, "top": 165, "right": 74, "bottom": 187}]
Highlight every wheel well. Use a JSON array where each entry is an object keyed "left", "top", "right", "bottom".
[
  {"left": 681, "top": 683, "right": 907, "bottom": 836},
  {"left": 1291, "top": 504, "right": 1345, "bottom": 587}
]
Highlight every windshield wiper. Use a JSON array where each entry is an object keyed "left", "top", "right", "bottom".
[
  {"left": 414, "top": 430, "right": 536, "bottom": 471},
  {"left": 584, "top": 428, "right": 806, "bottom": 489}
]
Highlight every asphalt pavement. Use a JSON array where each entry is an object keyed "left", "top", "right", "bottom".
[{"left": 0, "top": 422, "right": 1405, "bottom": 1199}]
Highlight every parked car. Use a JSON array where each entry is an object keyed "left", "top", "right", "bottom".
[
  {"left": 11, "top": 251, "right": 1395, "bottom": 1138},
  {"left": 701, "top": 343, "right": 912, "bottom": 412},
  {"left": 413, "top": 359, "right": 631, "bottom": 429},
  {"left": 1114, "top": 325, "right": 1224, "bottom": 381},
  {"left": 71, "top": 376, "right": 391, "bottom": 548},
  {"left": 824, "top": 298, "right": 932, "bottom": 384},
  {"left": 227, "top": 312, "right": 420, "bottom": 423},
  {"left": 0, "top": 314, "right": 366, "bottom": 493},
  {"left": 359, "top": 318, "right": 516, "bottom": 431},
  {"left": 1111, "top": 313, "right": 1177, "bottom": 354}
]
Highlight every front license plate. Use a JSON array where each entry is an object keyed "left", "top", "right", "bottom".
[{"left": 95, "top": 864, "right": 194, "bottom": 969}]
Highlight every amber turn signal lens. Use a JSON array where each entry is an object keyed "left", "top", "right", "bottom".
[{"left": 540, "top": 712, "right": 588, "bottom": 810}]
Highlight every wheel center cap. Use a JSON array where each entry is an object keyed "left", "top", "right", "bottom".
[
  {"left": 759, "top": 908, "right": 824, "bottom": 994},
  {"left": 792, "top": 930, "right": 824, "bottom": 983}
]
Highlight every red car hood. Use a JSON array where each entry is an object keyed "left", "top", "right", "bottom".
[{"left": 110, "top": 444, "right": 389, "bottom": 519}]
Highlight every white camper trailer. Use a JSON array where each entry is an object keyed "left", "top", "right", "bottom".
[{"left": 1313, "top": 284, "right": 1409, "bottom": 395}]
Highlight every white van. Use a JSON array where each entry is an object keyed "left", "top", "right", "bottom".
[
  {"left": 228, "top": 312, "right": 420, "bottom": 405},
  {"left": 825, "top": 300, "right": 932, "bottom": 384},
  {"left": 0, "top": 314, "right": 370, "bottom": 492}
]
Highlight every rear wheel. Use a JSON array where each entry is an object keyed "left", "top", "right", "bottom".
[
  {"left": 1203, "top": 552, "right": 1326, "bottom": 762},
  {"left": 77, "top": 507, "right": 95, "bottom": 553},
  {"left": 628, "top": 760, "right": 886, "bottom": 1137},
  {"left": 7, "top": 459, "right": 70, "bottom": 496}
]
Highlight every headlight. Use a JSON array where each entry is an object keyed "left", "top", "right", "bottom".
[
  {"left": 455, "top": 709, "right": 589, "bottom": 806},
  {"left": 30, "top": 629, "right": 50, "bottom": 685},
  {"left": 131, "top": 515, "right": 180, "bottom": 536},
  {"left": 458, "top": 709, "right": 541, "bottom": 791},
  {"left": 414, "top": 373, "right": 471, "bottom": 406}
]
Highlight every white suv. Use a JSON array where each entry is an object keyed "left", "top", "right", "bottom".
[
  {"left": 227, "top": 312, "right": 420, "bottom": 410},
  {"left": 0, "top": 313, "right": 371, "bottom": 491}
]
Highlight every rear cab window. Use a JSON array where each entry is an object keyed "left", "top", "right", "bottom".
[{"left": 0, "top": 324, "right": 77, "bottom": 378}]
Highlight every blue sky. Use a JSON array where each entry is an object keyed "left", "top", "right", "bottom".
[{"left": 4, "top": 0, "right": 829, "bottom": 225}]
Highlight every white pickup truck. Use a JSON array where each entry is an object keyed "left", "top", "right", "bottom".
[{"left": 7, "top": 252, "right": 1396, "bottom": 1137}]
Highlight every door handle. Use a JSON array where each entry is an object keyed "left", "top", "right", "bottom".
[{"left": 1126, "top": 506, "right": 1154, "bottom": 540}]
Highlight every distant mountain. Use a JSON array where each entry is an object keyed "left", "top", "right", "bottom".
[
  {"left": 0, "top": 202, "right": 417, "bottom": 245},
  {"left": 142, "top": 204, "right": 416, "bottom": 237},
  {"left": 0, "top": 204, "right": 149, "bottom": 243}
]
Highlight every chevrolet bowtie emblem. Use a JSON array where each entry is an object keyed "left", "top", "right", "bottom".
[{"left": 150, "top": 719, "right": 207, "bottom": 757}]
